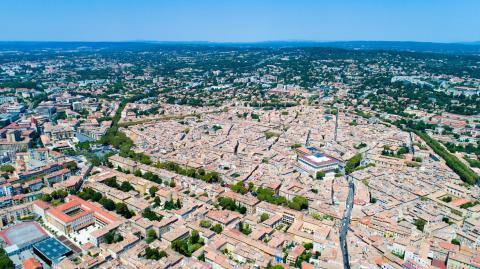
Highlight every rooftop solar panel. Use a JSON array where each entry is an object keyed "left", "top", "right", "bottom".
[{"left": 33, "top": 237, "right": 72, "bottom": 262}]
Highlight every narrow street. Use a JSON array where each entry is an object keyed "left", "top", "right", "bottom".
[{"left": 340, "top": 175, "right": 355, "bottom": 269}]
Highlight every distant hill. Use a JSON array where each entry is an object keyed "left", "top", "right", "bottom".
[
  {"left": 230, "top": 41, "right": 480, "bottom": 55},
  {"left": 1, "top": 40, "right": 480, "bottom": 55}
]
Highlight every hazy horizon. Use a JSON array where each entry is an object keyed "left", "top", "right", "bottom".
[
  {"left": 0, "top": 40, "right": 479, "bottom": 44},
  {"left": 1, "top": 0, "right": 479, "bottom": 43}
]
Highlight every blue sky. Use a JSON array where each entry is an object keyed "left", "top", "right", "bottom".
[{"left": 1, "top": 0, "right": 479, "bottom": 42}]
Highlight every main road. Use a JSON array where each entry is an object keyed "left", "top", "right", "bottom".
[{"left": 340, "top": 175, "right": 355, "bottom": 269}]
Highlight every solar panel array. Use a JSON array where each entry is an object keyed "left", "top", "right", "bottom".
[{"left": 33, "top": 237, "right": 72, "bottom": 262}]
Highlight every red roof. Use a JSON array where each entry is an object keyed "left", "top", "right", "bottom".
[
  {"left": 431, "top": 259, "right": 446, "bottom": 269},
  {"left": 438, "top": 241, "right": 459, "bottom": 252},
  {"left": 46, "top": 195, "right": 118, "bottom": 225},
  {"left": 54, "top": 175, "right": 81, "bottom": 188},
  {"left": 47, "top": 204, "right": 92, "bottom": 224},
  {"left": 296, "top": 147, "right": 310, "bottom": 155},
  {"left": 373, "top": 256, "right": 385, "bottom": 265},
  {"left": 301, "top": 262, "right": 314, "bottom": 269},
  {"left": 451, "top": 198, "right": 469, "bottom": 207},
  {"left": 44, "top": 168, "right": 70, "bottom": 179},
  {"left": 290, "top": 245, "right": 305, "bottom": 258},
  {"left": 360, "top": 217, "right": 371, "bottom": 226},
  {"left": 22, "top": 258, "right": 42, "bottom": 269},
  {"left": 33, "top": 200, "right": 50, "bottom": 210}
]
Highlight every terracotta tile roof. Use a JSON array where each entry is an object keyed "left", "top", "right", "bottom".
[
  {"left": 46, "top": 195, "right": 119, "bottom": 224},
  {"left": 22, "top": 258, "right": 42, "bottom": 269}
]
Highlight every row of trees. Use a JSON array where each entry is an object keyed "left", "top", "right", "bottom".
[
  {"left": 445, "top": 142, "right": 480, "bottom": 156},
  {"left": 100, "top": 92, "right": 158, "bottom": 166},
  {"left": 155, "top": 161, "right": 220, "bottom": 183},
  {"left": 248, "top": 101, "right": 298, "bottom": 109},
  {"left": 103, "top": 176, "right": 134, "bottom": 192},
  {"left": 78, "top": 187, "right": 135, "bottom": 219},
  {"left": 41, "top": 189, "right": 69, "bottom": 203},
  {"left": 101, "top": 93, "right": 223, "bottom": 186},
  {"left": 257, "top": 187, "right": 287, "bottom": 206},
  {"left": 199, "top": 219, "right": 223, "bottom": 234},
  {"left": 142, "top": 247, "right": 167, "bottom": 260},
  {"left": 163, "top": 198, "right": 182, "bottom": 210},
  {"left": 217, "top": 197, "right": 247, "bottom": 214},
  {"left": 465, "top": 157, "right": 480, "bottom": 169},
  {"left": 415, "top": 131, "right": 478, "bottom": 185},
  {"left": 390, "top": 119, "right": 478, "bottom": 184},
  {"left": 287, "top": 196, "right": 309, "bottom": 211},
  {"left": 117, "top": 167, "right": 165, "bottom": 186},
  {"left": 142, "top": 207, "right": 162, "bottom": 221},
  {"left": 382, "top": 146, "right": 409, "bottom": 158},
  {"left": 345, "top": 154, "right": 362, "bottom": 174},
  {"left": 256, "top": 187, "right": 309, "bottom": 211},
  {"left": 230, "top": 181, "right": 254, "bottom": 195}
]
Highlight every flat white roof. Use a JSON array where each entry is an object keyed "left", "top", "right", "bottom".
[
  {"left": 5, "top": 244, "right": 19, "bottom": 254},
  {"left": 306, "top": 155, "right": 331, "bottom": 163}
]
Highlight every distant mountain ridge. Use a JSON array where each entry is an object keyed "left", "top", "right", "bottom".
[
  {"left": 1, "top": 40, "right": 480, "bottom": 55},
  {"left": 227, "top": 40, "right": 480, "bottom": 54}
]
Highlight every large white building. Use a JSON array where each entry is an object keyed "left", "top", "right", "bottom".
[{"left": 295, "top": 146, "right": 341, "bottom": 176}]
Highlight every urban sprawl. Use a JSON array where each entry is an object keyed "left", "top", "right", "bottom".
[{"left": 0, "top": 44, "right": 479, "bottom": 269}]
